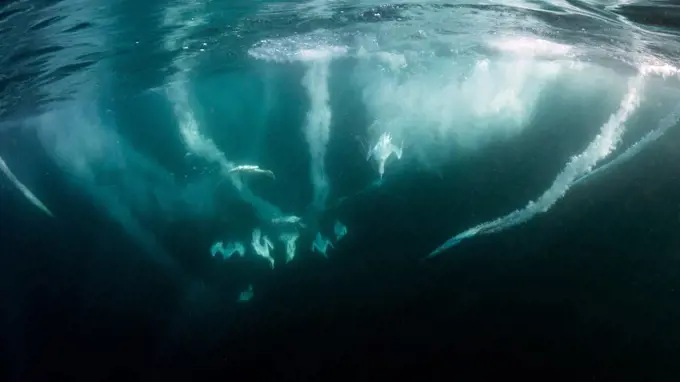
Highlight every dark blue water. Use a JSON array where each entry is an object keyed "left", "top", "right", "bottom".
[{"left": 2, "top": 0, "right": 680, "bottom": 380}]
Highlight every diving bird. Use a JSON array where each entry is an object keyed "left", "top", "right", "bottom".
[
  {"left": 367, "top": 132, "right": 403, "bottom": 179},
  {"left": 271, "top": 215, "right": 306, "bottom": 228},
  {"left": 210, "top": 241, "right": 246, "bottom": 260},
  {"left": 311, "top": 232, "right": 334, "bottom": 258},
  {"left": 251, "top": 228, "right": 276, "bottom": 268},
  {"left": 238, "top": 284, "right": 254, "bottom": 302},
  {"left": 334, "top": 220, "right": 348, "bottom": 242},
  {"left": 228, "top": 165, "right": 276, "bottom": 180},
  {"left": 278, "top": 231, "right": 300, "bottom": 264}
]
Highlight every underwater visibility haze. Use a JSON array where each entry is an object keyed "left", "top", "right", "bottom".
[{"left": 2, "top": 0, "right": 680, "bottom": 380}]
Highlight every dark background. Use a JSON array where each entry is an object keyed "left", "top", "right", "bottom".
[{"left": 2, "top": 122, "right": 680, "bottom": 382}]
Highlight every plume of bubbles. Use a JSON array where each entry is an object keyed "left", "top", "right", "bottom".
[
  {"left": 249, "top": 34, "right": 347, "bottom": 212},
  {"left": 427, "top": 63, "right": 680, "bottom": 258}
]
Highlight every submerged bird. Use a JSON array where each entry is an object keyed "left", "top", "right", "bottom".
[
  {"left": 367, "top": 132, "right": 403, "bottom": 179},
  {"left": 238, "top": 284, "right": 254, "bottom": 303},
  {"left": 334, "top": 220, "right": 348, "bottom": 242},
  {"left": 228, "top": 165, "right": 276, "bottom": 180},
  {"left": 210, "top": 241, "right": 246, "bottom": 260},
  {"left": 251, "top": 228, "right": 276, "bottom": 268},
  {"left": 271, "top": 215, "right": 306, "bottom": 228},
  {"left": 278, "top": 231, "right": 300, "bottom": 264},
  {"left": 311, "top": 232, "right": 334, "bottom": 258}
]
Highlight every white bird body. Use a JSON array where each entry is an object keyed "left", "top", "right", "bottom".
[
  {"left": 271, "top": 215, "right": 306, "bottom": 227},
  {"left": 251, "top": 228, "right": 275, "bottom": 268},
  {"left": 367, "top": 133, "right": 403, "bottom": 179},
  {"left": 311, "top": 232, "right": 334, "bottom": 258},
  {"left": 228, "top": 165, "right": 275, "bottom": 179}
]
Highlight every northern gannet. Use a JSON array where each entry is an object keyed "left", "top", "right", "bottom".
[
  {"left": 210, "top": 241, "right": 246, "bottom": 260},
  {"left": 311, "top": 232, "right": 334, "bottom": 258},
  {"left": 251, "top": 228, "right": 275, "bottom": 268},
  {"left": 271, "top": 215, "right": 306, "bottom": 228},
  {"left": 228, "top": 165, "right": 276, "bottom": 180},
  {"left": 367, "top": 132, "right": 403, "bottom": 179},
  {"left": 278, "top": 231, "right": 300, "bottom": 264},
  {"left": 334, "top": 220, "right": 348, "bottom": 242},
  {"left": 238, "top": 284, "right": 254, "bottom": 302}
]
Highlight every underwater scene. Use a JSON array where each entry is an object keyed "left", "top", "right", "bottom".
[{"left": 1, "top": 0, "right": 680, "bottom": 380}]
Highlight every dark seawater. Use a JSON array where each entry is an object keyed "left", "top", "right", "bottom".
[{"left": 2, "top": 0, "right": 680, "bottom": 381}]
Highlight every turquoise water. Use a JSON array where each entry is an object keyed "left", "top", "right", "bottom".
[{"left": 2, "top": 0, "right": 680, "bottom": 380}]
